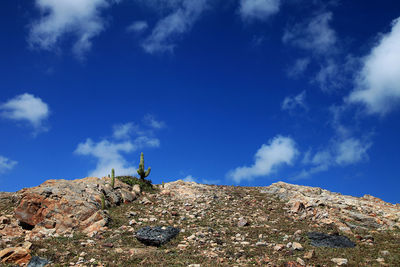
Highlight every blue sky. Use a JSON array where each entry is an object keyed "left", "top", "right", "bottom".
[{"left": 1, "top": 0, "right": 400, "bottom": 203}]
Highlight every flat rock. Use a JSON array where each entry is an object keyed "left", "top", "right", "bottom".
[
  {"left": 136, "top": 226, "right": 180, "bottom": 246},
  {"left": 308, "top": 232, "right": 355, "bottom": 248},
  {"left": 27, "top": 256, "right": 49, "bottom": 267}
]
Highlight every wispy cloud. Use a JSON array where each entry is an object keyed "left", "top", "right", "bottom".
[
  {"left": 283, "top": 12, "right": 337, "bottom": 55},
  {"left": 0, "top": 93, "right": 50, "bottom": 133},
  {"left": 295, "top": 137, "right": 371, "bottom": 179},
  {"left": 28, "top": 0, "right": 117, "bottom": 58},
  {"left": 75, "top": 119, "right": 162, "bottom": 178},
  {"left": 0, "top": 156, "right": 17, "bottom": 174},
  {"left": 227, "top": 136, "right": 298, "bottom": 183},
  {"left": 127, "top": 21, "right": 149, "bottom": 33},
  {"left": 239, "top": 0, "right": 281, "bottom": 22},
  {"left": 287, "top": 58, "right": 310, "bottom": 78},
  {"left": 347, "top": 17, "right": 400, "bottom": 116},
  {"left": 142, "top": 0, "right": 208, "bottom": 54},
  {"left": 281, "top": 90, "right": 307, "bottom": 112},
  {"left": 143, "top": 114, "right": 166, "bottom": 129}
]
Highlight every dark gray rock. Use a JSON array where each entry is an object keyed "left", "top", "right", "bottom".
[
  {"left": 136, "top": 226, "right": 180, "bottom": 247},
  {"left": 27, "top": 256, "right": 49, "bottom": 267},
  {"left": 307, "top": 232, "right": 355, "bottom": 248}
]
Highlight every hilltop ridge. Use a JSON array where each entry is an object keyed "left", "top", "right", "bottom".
[{"left": 0, "top": 178, "right": 399, "bottom": 266}]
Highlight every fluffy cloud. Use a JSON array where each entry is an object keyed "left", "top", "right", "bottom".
[
  {"left": 75, "top": 121, "right": 161, "bottom": 178},
  {"left": 0, "top": 93, "right": 49, "bottom": 131},
  {"left": 239, "top": 0, "right": 281, "bottom": 21},
  {"left": 0, "top": 156, "right": 17, "bottom": 174},
  {"left": 283, "top": 12, "right": 337, "bottom": 55},
  {"left": 183, "top": 175, "right": 196, "bottom": 182},
  {"left": 228, "top": 136, "right": 298, "bottom": 183},
  {"left": 281, "top": 90, "right": 307, "bottom": 112},
  {"left": 127, "top": 21, "right": 149, "bottom": 33},
  {"left": 296, "top": 137, "right": 371, "bottom": 179},
  {"left": 29, "top": 0, "right": 116, "bottom": 58},
  {"left": 142, "top": 0, "right": 208, "bottom": 53},
  {"left": 348, "top": 17, "right": 400, "bottom": 115}
]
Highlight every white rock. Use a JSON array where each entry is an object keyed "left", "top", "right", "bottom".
[{"left": 331, "top": 258, "right": 348, "bottom": 266}]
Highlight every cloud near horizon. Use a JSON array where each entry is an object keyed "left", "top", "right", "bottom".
[
  {"left": 0, "top": 93, "right": 50, "bottom": 133},
  {"left": 348, "top": 17, "right": 400, "bottom": 116},
  {"left": 227, "top": 136, "right": 298, "bottom": 183},
  {"left": 75, "top": 120, "right": 161, "bottom": 178},
  {"left": 0, "top": 155, "right": 17, "bottom": 174}
]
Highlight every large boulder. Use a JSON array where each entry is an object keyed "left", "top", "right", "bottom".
[
  {"left": 13, "top": 177, "right": 137, "bottom": 239},
  {"left": 136, "top": 226, "right": 180, "bottom": 246}
]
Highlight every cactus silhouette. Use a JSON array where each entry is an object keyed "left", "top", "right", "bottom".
[
  {"left": 137, "top": 152, "right": 151, "bottom": 180},
  {"left": 111, "top": 168, "right": 115, "bottom": 188}
]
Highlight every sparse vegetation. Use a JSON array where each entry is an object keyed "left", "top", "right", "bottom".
[{"left": 116, "top": 176, "right": 156, "bottom": 193}]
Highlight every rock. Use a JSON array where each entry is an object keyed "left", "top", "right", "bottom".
[
  {"left": 187, "top": 264, "right": 201, "bottom": 267},
  {"left": 14, "top": 177, "right": 137, "bottom": 238},
  {"left": 27, "top": 256, "right": 49, "bottom": 267},
  {"left": 237, "top": 218, "right": 248, "bottom": 227},
  {"left": 303, "top": 250, "right": 315, "bottom": 259},
  {"left": 380, "top": 250, "right": 390, "bottom": 256},
  {"left": 132, "top": 184, "right": 141, "bottom": 195},
  {"left": 102, "top": 243, "right": 114, "bottom": 248},
  {"left": 292, "top": 242, "right": 303, "bottom": 251},
  {"left": 283, "top": 262, "right": 303, "bottom": 267},
  {"left": 0, "top": 247, "right": 31, "bottom": 265},
  {"left": 376, "top": 258, "right": 385, "bottom": 264},
  {"left": 274, "top": 244, "right": 285, "bottom": 251},
  {"left": 136, "top": 226, "right": 180, "bottom": 246},
  {"left": 331, "top": 258, "right": 348, "bottom": 266},
  {"left": 291, "top": 202, "right": 305, "bottom": 213},
  {"left": 296, "top": 257, "right": 305, "bottom": 266},
  {"left": 0, "top": 216, "right": 10, "bottom": 224},
  {"left": 307, "top": 232, "right": 355, "bottom": 248}
]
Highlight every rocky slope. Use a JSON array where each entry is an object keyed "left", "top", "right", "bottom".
[{"left": 0, "top": 178, "right": 399, "bottom": 266}]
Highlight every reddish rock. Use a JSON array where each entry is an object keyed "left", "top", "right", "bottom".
[
  {"left": 14, "top": 177, "right": 137, "bottom": 239},
  {"left": 283, "top": 261, "right": 303, "bottom": 267},
  {"left": 291, "top": 201, "right": 305, "bottom": 213},
  {"left": 0, "top": 247, "right": 31, "bottom": 265}
]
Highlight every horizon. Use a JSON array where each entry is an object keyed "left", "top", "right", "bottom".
[{"left": 1, "top": 0, "right": 400, "bottom": 204}]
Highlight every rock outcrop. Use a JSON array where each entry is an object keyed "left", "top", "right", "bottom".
[
  {"left": 5, "top": 177, "right": 137, "bottom": 240},
  {"left": 261, "top": 182, "right": 400, "bottom": 232}
]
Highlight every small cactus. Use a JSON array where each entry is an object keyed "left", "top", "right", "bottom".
[
  {"left": 111, "top": 168, "right": 115, "bottom": 188},
  {"left": 137, "top": 152, "right": 151, "bottom": 180},
  {"left": 162, "top": 181, "right": 165, "bottom": 188},
  {"left": 101, "top": 194, "right": 106, "bottom": 210}
]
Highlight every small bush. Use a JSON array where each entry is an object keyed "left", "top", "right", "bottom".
[{"left": 116, "top": 176, "right": 157, "bottom": 193}]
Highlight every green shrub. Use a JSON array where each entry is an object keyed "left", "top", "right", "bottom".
[{"left": 116, "top": 175, "right": 157, "bottom": 193}]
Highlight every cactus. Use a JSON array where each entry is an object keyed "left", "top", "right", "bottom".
[
  {"left": 137, "top": 152, "right": 151, "bottom": 180},
  {"left": 101, "top": 194, "right": 106, "bottom": 210},
  {"left": 111, "top": 168, "right": 115, "bottom": 188},
  {"left": 162, "top": 181, "right": 165, "bottom": 188}
]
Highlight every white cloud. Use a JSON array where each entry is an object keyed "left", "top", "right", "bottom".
[
  {"left": 348, "top": 17, "right": 400, "bottom": 115},
  {"left": 295, "top": 137, "right": 371, "bottom": 179},
  {"left": 335, "top": 138, "right": 371, "bottom": 165},
  {"left": 113, "top": 122, "right": 138, "bottom": 139},
  {"left": 287, "top": 58, "right": 310, "bottom": 78},
  {"left": 281, "top": 90, "right": 307, "bottom": 112},
  {"left": 127, "top": 21, "right": 149, "bottom": 33},
  {"left": 75, "top": 121, "right": 162, "bottom": 178},
  {"left": 239, "top": 0, "right": 281, "bottom": 21},
  {"left": 143, "top": 114, "right": 166, "bottom": 129},
  {"left": 0, "top": 93, "right": 49, "bottom": 130},
  {"left": 142, "top": 0, "right": 208, "bottom": 53},
  {"left": 29, "top": 0, "right": 116, "bottom": 58},
  {"left": 227, "top": 136, "right": 298, "bottom": 183},
  {"left": 0, "top": 156, "right": 17, "bottom": 174},
  {"left": 183, "top": 175, "right": 196, "bottom": 182},
  {"left": 283, "top": 12, "right": 337, "bottom": 55}
]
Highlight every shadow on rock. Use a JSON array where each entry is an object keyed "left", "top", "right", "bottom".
[{"left": 307, "top": 232, "right": 356, "bottom": 248}]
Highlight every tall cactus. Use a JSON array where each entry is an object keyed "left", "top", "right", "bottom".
[
  {"left": 111, "top": 168, "right": 115, "bottom": 188},
  {"left": 137, "top": 152, "right": 151, "bottom": 180}
]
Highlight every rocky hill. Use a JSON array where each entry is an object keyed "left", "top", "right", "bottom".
[{"left": 0, "top": 177, "right": 399, "bottom": 266}]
